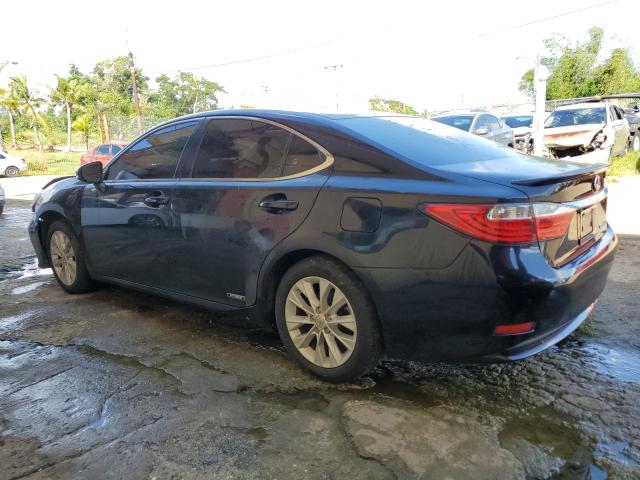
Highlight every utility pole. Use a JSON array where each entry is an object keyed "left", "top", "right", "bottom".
[
  {"left": 128, "top": 51, "right": 143, "bottom": 134},
  {"left": 532, "top": 55, "right": 549, "bottom": 157},
  {"left": 323, "top": 64, "right": 343, "bottom": 111}
]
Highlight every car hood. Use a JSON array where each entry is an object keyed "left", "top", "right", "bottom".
[
  {"left": 512, "top": 126, "right": 532, "bottom": 136},
  {"left": 543, "top": 123, "right": 604, "bottom": 148}
]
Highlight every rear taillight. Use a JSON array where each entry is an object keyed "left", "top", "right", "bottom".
[{"left": 422, "top": 203, "right": 575, "bottom": 244}]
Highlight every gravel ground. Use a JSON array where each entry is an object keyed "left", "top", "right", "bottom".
[{"left": 0, "top": 198, "right": 638, "bottom": 480}]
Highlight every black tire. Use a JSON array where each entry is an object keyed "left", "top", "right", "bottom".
[
  {"left": 47, "top": 219, "right": 95, "bottom": 294},
  {"left": 275, "top": 256, "right": 382, "bottom": 382},
  {"left": 4, "top": 166, "right": 20, "bottom": 177}
]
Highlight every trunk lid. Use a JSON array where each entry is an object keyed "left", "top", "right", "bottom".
[{"left": 434, "top": 155, "right": 609, "bottom": 266}]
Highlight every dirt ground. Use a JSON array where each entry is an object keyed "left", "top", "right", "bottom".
[{"left": 0, "top": 198, "right": 639, "bottom": 480}]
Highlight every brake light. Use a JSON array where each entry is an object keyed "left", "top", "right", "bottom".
[{"left": 422, "top": 203, "right": 575, "bottom": 244}]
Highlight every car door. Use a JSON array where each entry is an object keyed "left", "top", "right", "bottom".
[
  {"left": 608, "top": 105, "right": 627, "bottom": 156},
  {"left": 170, "top": 117, "right": 332, "bottom": 306},
  {"left": 486, "top": 115, "right": 511, "bottom": 146},
  {"left": 81, "top": 120, "right": 199, "bottom": 290}
]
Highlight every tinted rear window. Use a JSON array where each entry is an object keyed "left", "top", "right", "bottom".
[{"left": 336, "top": 116, "right": 516, "bottom": 167}]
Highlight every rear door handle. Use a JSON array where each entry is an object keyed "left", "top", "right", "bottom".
[
  {"left": 259, "top": 199, "right": 299, "bottom": 212},
  {"left": 144, "top": 194, "right": 170, "bottom": 208}
]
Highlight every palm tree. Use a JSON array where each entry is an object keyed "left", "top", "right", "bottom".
[
  {"left": 72, "top": 114, "right": 91, "bottom": 151},
  {"left": 9, "top": 75, "right": 47, "bottom": 149},
  {"left": 0, "top": 91, "right": 20, "bottom": 148},
  {"left": 51, "top": 77, "right": 88, "bottom": 152}
]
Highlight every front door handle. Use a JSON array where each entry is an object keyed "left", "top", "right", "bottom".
[
  {"left": 259, "top": 199, "right": 299, "bottom": 212},
  {"left": 144, "top": 194, "right": 170, "bottom": 208}
]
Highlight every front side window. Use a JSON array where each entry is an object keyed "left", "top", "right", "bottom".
[
  {"left": 96, "top": 145, "right": 110, "bottom": 155},
  {"left": 106, "top": 121, "right": 197, "bottom": 180},
  {"left": 193, "top": 119, "right": 290, "bottom": 179},
  {"left": 111, "top": 145, "right": 123, "bottom": 154}
]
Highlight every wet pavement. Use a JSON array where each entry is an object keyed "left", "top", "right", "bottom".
[{"left": 1, "top": 198, "right": 639, "bottom": 480}]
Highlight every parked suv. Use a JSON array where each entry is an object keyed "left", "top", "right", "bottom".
[{"left": 432, "top": 111, "right": 514, "bottom": 147}]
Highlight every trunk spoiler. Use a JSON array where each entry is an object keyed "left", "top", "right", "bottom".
[{"left": 512, "top": 164, "right": 608, "bottom": 187}]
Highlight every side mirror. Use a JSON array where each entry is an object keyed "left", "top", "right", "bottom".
[
  {"left": 474, "top": 127, "right": 490, "bottom": 136},
  {"left": 77, "top": 161, "right": 104, "bottom": 183}
]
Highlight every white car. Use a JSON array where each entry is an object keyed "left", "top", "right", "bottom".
[
  {"left": 0, "top": 151, "right": 28, "bottom": 177},
  {"left": 543, "top": 102, "right": 630, "bottom": 163}
]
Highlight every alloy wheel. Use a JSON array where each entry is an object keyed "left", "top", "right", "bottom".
[
  {"left": 633, "top": 135, "right": 640, "bottom": 153},
  {"left": 50, "top": 230, "right": 77, "bottom": 286},
  {"left": 5, "top": 166, "right": 19, "bottom": 177},
  {"left": 285, "top": 276, "right": 357, "bottom": 368}
]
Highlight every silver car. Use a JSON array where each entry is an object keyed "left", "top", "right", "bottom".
[{"left": 431, "top": 111, "right": 514, "bottom": 147}]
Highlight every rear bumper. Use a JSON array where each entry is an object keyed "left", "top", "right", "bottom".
[{"left": 354, "top": 226, "right": 617, "bottom": 363}]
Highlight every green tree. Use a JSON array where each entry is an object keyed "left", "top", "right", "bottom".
[
  {"left": 148, "top": 72, "right": 225, "bottom": 117},
  {"left": 519, "top": 26, "right": 640, "bottom": 100},
  {"left": 369, "top": 96, "right": 418, "bottom": 115},
  {"left": 72, "top": 114, "right": 91, "bottom": 151},
  {"left": 51, "top": 77, "right": 90, "bottom": 151},
  {"left": 9, "top": 75, "right": 48, "bottom": 148}
]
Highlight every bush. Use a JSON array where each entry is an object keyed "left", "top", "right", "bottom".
[{"left": 608, "top": 152, "right": 640, "bottom": 177}]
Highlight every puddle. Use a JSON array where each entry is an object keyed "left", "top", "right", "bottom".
[
  {"left": 575, "top": 342, "right": 640, "bottom": 383},
  {"left": 0, "top": 310, "right": 42, "bottom": 334},
  {"left": 0, "top": 206, "right": 32, "bottom": 229},
  {"left": 595, "top": 439, "right": 637, "bottom": 466},
  {"left": 11, "top": 281, "right": 48, "bottom": 295},
  {"left": 0, "top": 257, "right": 52, "bottom": 282}
]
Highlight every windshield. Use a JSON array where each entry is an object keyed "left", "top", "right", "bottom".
[
  {"left": 431, "top": 115, "right": 473, "bottom": 132},
  {"left": 545, "top": 108, "right": 605, "bottom": 128},
  {"left": 502, "top": 116, "right": 532, "bottom": 128}
]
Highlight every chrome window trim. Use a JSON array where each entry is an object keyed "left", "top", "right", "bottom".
[
  {"left": 564, "top": 187, "right": 608, "bottom": 210},
  {"left": 190, "top": 115, "right": 335, "bottom": 182}
]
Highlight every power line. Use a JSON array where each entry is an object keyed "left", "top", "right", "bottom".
[
  {"left": 163, "top": 40, "right": 333, "bottom": 73},
  {"left": 476, "top": 0, "right": 624, "bottom": 37}
]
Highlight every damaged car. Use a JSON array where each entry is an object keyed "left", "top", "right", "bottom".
[
  {"left": 501, "top": 114, "right": 533, "bottom": 153},
  {"left": 543, "top": 102, "right": 630, "bottom": 163}
]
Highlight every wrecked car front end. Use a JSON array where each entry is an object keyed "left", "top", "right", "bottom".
[{"left": 543, "top": 123, "right": 612, "bottom": 163}]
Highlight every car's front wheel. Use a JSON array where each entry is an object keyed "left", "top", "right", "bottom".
[
  {"left": 47, "top": 219, "right": 94, "bottom": 294},
  {"left": 275, "top": 256, "right": 382, "bottom": 382},
  {"left": 4, "top": 166, "right": 19, "bottom": 177}
]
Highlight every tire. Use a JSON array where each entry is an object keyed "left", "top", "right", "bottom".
[
  {"left": 632, "top": 135, "right": 640, "bottom": 153},
  {"left": 4, "top": 166, "right": 19, "bottom": 177},
  {"left": 275, "top": 256, "right": 382, "bottom": 382},
  {"left": 47, "top": 219, "right": 95, "bottom": 294}
]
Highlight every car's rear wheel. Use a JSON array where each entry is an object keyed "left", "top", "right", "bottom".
[
  {"left": 632, "top": 135, "right": 640, "bottom": 153},
  {"left": 47, "top": 219, "right": 94, "bottom": 294},
  {"left": 275, "top": 256, "right": 382, "bottom": 382},
  {"left": 4, "top": 166, "right": 19, "bottom": 177}
]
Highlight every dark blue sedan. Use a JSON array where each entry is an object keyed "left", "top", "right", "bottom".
[{"left": 29, "top": 110, "right": 616, "bottom": 381}]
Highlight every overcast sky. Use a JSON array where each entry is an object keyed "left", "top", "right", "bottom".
[{"left": 2, "top": 0, "right": 638, "bottom": 113}]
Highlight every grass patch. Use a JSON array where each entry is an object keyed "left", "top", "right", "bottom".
[
  {"left": 607, "top": 151, "right": 640, "bottom": 177},
  {"left": 7, "top": 148, "right": 81, "bottom": 176},
  {"left": 577, "top": 313, "right": 597, "bottom": 336}
]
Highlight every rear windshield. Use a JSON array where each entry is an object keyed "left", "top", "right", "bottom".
[
  {"left": 431, "top": 115, "right": 473, "bottom": 131},
  {"left": 336, "top": 116, "right": 516, "bottom": 167},
  {"left": 503, "top": 116, "right": 532, "bottom": 128},
  {"left": 545, "top": 108, "right": 605, "bottom": 128}
]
